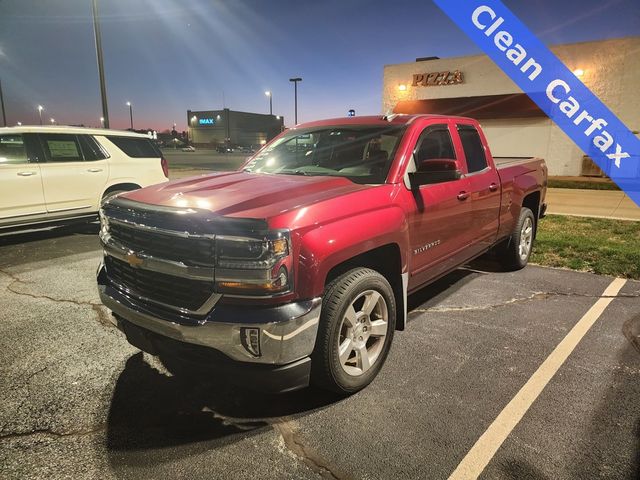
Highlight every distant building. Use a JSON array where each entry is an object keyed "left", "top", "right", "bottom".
[
  {"left": 383, "top": 37, "right": 640, "bottom": 176},
  {"left": 187, "top": 108, "right": 285, "bottom": 147}
]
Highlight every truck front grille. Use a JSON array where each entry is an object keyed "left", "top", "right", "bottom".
[
  {"left": 108, "top": 222, "right": 215, "bottom": 267},
  {"left": 105, "top": 256, "right": 214, "bottom": 312}
]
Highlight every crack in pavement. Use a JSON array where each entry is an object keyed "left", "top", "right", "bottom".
[
  {"left": 0, "top": 268, "right": 114, "bottom": 329},
  {"left": 199, "top": 408, "right": 344, "bottom": 479},
  {"left": 0, "top": 424, "right": 106, "bottom": 441},
  {"left": 410, "top": 289, "right": 640, "bottom": 314},
  {"left": 273, "top": 418, "right": 346, "bottom": 480}
]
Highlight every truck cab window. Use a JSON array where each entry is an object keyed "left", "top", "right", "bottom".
[
  {"left": 414, "top": 124, "right": 457, "bottom": 176},
  {"left": 457, "top": 125, "right": 487, "bottom": 173}
]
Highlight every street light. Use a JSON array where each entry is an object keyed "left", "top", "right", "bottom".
[
  {"left": 265, "top": 91, "right": 272, "bottom": 115},
  {"left": 100, "top": 116, "right": 105, "bottom": 128},
  {"left": 126, "top": 101, "right": 133, "bottom": 130},
  {"left": 289, "top": 77, "right": 302, "bottom": 125},
  {"left": 16, "top": 121, "right": 21, "bottom": 126},
  {"left": 37, "top": 105, "right": 44, "bottom": 125},
  {"left": 50, "top": 118, "right": 56, "bottom": 125},
  {"left": 0, "top": 78, "right": 6, "bottom": 127}
]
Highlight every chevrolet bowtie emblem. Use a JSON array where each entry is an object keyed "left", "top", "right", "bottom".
[{"left": 125, "top": 252, "right": 144, "bottom": 268}]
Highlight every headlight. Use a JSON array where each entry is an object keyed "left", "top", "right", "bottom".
[{"left": 215, "top": 230, "right": 293, "bottom": 296}]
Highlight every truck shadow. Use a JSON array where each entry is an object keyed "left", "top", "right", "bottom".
[{"left": 105, "top": 352, "right": 341, "bottom": 468}]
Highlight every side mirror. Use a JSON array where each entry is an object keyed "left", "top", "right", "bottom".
[{"left": 409, "top": 158, "right": 462, "bottom": 188}]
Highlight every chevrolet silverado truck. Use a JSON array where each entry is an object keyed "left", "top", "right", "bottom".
[{"left": 97, "top": 115, "right": 547, "bottom": 394}]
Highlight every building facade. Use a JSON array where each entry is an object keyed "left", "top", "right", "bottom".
[
  {"left": 383, "top": 37, "right": 639, "bottom": 176},
  {"left": 187, "top": 108, "right": 284, "bottom": 147}
]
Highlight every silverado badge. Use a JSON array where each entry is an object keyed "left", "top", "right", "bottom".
[{"left": 125, "top": 252, "right": 144, "bottom": 268}]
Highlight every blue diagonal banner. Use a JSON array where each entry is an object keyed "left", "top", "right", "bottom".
[{"left": 433, "top": 0, "right": 640, "bottom": 208}]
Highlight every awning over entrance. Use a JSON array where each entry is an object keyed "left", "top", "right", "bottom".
[{"left": 393, "top": 93, "right": 546, "bottom": 119}]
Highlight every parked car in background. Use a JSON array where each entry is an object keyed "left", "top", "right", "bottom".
[
  {"left": 0, "top": 126, "right": 169, "bottom": 232},
  {"left": 97, "top": 115, "right": 547, "bottom": 394},
  {"left": 182, "top": 145, "right": 196, "bottom": 152},
  {"left": 216, "top": 145, "right": 234, "bottom": 153}
]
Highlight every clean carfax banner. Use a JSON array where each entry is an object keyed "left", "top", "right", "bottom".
[{"left": 433, "top": 0, "right": 640, "bottom": 208}]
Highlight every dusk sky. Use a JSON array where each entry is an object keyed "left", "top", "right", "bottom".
[{"left": 0, "top": 0, "right": 638, "bottom": 131}]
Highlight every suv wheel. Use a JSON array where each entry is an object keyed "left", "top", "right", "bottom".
[{"left": 311, "top": 268, "right": 396, "bottom": 394}]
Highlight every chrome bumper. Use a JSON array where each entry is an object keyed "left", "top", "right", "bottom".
[{"left": 97, "top": 264, "right": 322, "bottom": 365}]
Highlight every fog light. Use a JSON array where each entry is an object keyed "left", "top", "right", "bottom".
[{"left": 240, "top": 327, "right": 261, "bottom": 357}]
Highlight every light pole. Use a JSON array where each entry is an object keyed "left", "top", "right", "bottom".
[
  {"left": 37, "top": 105, "right": 44, "bottom": 125},
  {"left": 0, "top": 78, "right": 6, "bottom": 127},
  {"left": 289, "top": 77, "right": 302, "bottom": 125},
  {"left": 100, "top": 117, "right": 105, "bottom": 128},
  {"left": 126, "top": 101, "right": 133, "bottom": 130},
  {"left": 265, "top": 91, "right": 272, "bottom": 115},
  {"left": 50, "top": 118, "right": 56, "bottom": 125},
  {"left": 92, "top": 0, "right": 110, "bottom": 128}
]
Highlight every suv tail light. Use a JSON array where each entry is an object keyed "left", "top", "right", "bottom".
[{"left": 160, "top": 156, "right": 169, "bottom": 178}]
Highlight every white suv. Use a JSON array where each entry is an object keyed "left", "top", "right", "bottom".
[{"left": 0, "top": 126, "right": 169, "bottom": 232}]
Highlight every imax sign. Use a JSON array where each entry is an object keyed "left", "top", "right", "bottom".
[{"left": 198, "top": 118, "right": 215, "bottom": 125}]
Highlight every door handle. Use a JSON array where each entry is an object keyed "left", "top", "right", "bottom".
[
  {"left": 489, "top": 183, "right": 499, "bottom": 192},
  {"left": 457, "top": 191, "right": 470, "bottom": 201},
  {"left": 17, "top": 171, "right": 36, "bottom": 176},
  {"left": 87, "top": 168, "right": 103, "bottom": 173}
]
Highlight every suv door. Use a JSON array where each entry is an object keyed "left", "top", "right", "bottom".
[
  {"left": 36, "top": 133, "right": 109, "bottom": 215},
  {"left": 0, "top": 133, "right": 46, "bottom": 226},
  {"left": 407, "top": 122, "right": 474, "bottom": 287},
  {"left": 455, "top": 123, "right": 501, "bottom": 253}
]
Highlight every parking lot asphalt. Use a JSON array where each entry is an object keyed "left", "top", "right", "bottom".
[{"left": 0, "top": 225, "right": 639, "bottom": 479}]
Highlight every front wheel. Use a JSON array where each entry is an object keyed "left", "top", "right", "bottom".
[
  {"left": 497, "top": 207, "right": 536, "bottom": 270},
  {"left": 311, "top": 268, "right": 396, "bottom": 394}
]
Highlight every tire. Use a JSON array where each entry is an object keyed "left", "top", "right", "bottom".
[
  {"left": 498, "top": 207, "right": 536, "bottom": 270},
  {"left": 311, "top": 267, "right": 396, "bottom": 394}
]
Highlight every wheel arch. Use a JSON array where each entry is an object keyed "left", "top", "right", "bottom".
[
  {"left": 324, "top": 243, "right": 407, "bottom": 331},
  {"left": 101, "top": 182, "right": 142, "bottom": 201}
]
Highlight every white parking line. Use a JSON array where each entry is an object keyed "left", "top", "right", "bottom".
[{"left": 448, "top": 277, "right": 627, "bottom": 480}]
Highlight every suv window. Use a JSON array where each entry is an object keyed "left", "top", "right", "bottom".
[
  {"left": 457, "top": 124, "right": 487, "bottom": 173},
  {"left": 0, "top": 134, "right": 29, "bottom": 164},
  {"left": 39, "top": 134, "right": 83, "bottom": 162},
  {"left": 107, "top": 136, "right": 160, "bottom": 158},
  {"left": 79, "top": 135, "right": 109, "bottom": 161},
  {"left": 414, "top": 124, "right": 456, "bottom": 172}
]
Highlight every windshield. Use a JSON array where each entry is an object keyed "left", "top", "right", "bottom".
[{"left": 243, "top": 125, "right": 406, "bottom": 184}]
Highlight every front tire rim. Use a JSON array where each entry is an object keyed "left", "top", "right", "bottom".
[
  {"left": 519, "top": 216, "right": 533, "bottom": 260},
  {"left": 337, "top": 289, "right": 389, "bottom": 377}
]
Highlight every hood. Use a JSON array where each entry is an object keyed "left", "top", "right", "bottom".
[{"left": 123, "top": 171, "right": 372, "bottom": 220}]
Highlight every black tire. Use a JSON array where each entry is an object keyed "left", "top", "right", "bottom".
[
  {"left": 498, "top": 207, "right": 536, "bottom": 270},
  {"left": 311, "top": 267, "right": 396, "bottom": 394}
]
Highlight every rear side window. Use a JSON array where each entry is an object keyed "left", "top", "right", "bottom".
[
  {"left": 79, "top": 135, "right": 109, "bottom": 161},
  {"left": 107, "top": 136, "right": 160, "bottom": 158},
  {"left": 0, "top": 134, "right": 28, "bottom": 164},
  {"left": 40, "top": 134, "right": 83, "bottom": 162},
  {"left": 457, "top": 125, "right": 487, "bottom": 173}
]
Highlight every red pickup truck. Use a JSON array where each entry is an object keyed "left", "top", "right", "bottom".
[{"left": 97, "top": 115, "right": 547, "bottom": 394}]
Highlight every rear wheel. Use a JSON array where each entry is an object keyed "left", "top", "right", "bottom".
[
  {"left": 311, "top": 268, "right": 396, "bottom": 394},
  {"left": 498, "top": 207, "right": 536, "bottom": 270}
]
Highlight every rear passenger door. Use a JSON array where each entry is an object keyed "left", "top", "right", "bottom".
[
  {"left": 36, "top": 133, "right": 109, "bottom": 214},
  {"left": 456, "top": 123, "right": 501, "bottom": 253},
  {"left": 0, "top": 133, "right": 46, "bottom": 225}
]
